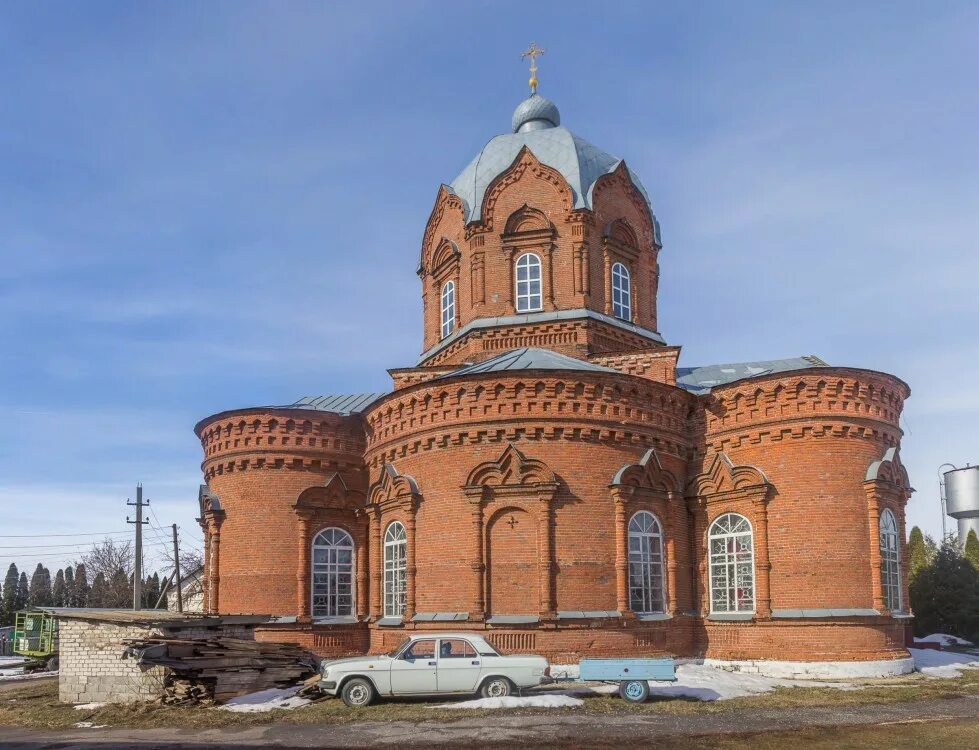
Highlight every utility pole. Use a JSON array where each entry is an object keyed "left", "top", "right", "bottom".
[
  {"left": 127, "top": 484, "right": 149, "bottom": 610},
  {"left": 172, "top": 524, "right": 183, "bottom": 613}
]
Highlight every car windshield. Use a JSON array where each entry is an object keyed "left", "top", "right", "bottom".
[{"left": 387, "top": 638, "right": 410, "bottom": 658}]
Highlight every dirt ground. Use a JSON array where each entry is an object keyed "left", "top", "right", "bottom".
[{"left": 0, "top": 674, "right": 977, "bottom": 748}]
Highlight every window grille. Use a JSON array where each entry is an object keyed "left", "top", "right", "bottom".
[
  {"left": 708, "top": 513, "right": 755, "bottom": 613},
  {"left": 515, "top": 253, "right": 542, "bottom": 312},
  {"left": 311, "top": 527, "right": 354, "bottom": 618},
  {"left": 628, "top": 511, "right": 665, "bottom": 613}
]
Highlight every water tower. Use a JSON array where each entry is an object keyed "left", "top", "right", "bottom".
[{"left": 942, "top": 464, "right": 979, "bottom": 543}]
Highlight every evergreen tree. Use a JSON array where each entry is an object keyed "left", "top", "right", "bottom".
[
  {"left": 965, "top": 530, "right": 979, "bottom": 572},
  {"left": 27, "top": 564, "right": 52, "bottom": 608},
  {"left": 73, "top": 564, "right": 90, "bottom": 607},
  {"left": 63, "top": 566, "right": 75, "bottom": 607},
  {"left": 52, "top": 569, "right": 65, "bottom": 607},
  {"left": 151, "top": 572, "right": 163, "bottom": 609},
  {"left": 911, "top": 538, "right": 979, "bottom": 641},
  {"left": 1, "top": 564, "right": 18, "bottom": 625},
  {"left": 908, "top": 526, "right": 929, "bottom": 580},
  {"left": 15, "top": 572, "right": 29, "bottom": 612},
  {"left": 109, "top": 568, "right": 129, "bottom": 608},
  {"left": 89, "top": 572, "right": 107, "bottom": 608}
]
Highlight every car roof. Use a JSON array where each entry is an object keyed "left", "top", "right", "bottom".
[{"left": 407, "top": 632, "right": 486, "bottom": 641}]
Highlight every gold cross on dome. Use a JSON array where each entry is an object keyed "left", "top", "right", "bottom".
[{"left": 521, "top": 42, "right": 545, "bottom": 94}]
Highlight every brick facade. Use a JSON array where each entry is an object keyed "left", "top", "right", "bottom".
[{"left": 193, "top": 98, "right": 914, "bottom": 668}]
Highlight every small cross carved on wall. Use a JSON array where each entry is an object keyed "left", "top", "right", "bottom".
[{"left": 506, "top": 515, "right": 519, "bottom": 529}]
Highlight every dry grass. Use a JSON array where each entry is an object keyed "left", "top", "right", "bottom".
[{"left": 1, "top": 670, "right": 978, "bottom": 731}]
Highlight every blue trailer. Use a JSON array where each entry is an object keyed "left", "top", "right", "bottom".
[{"left": 577, "top": 657, "right": 677, "bottom": 703}]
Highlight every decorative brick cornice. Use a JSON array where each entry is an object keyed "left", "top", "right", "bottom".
[
  {"left": 367, "top": 462, "right": 421, "bottom": 514},
  {"left": 686, "top": 451, "right": 772, "bottom": 505},
  {"left": 478, "top": 148, "right": 572, "bottom": 234}
]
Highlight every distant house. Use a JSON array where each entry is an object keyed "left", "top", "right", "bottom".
[
  {"left": 166, "top": 567, "right": 204, "bottom": 613},
  {"left": 0, "top": 625, "right": 13, "bottom": 656}
]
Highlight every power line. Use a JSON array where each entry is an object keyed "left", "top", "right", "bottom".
[{"left": 0, "top": 530, "right": 134, "bottom": 539}]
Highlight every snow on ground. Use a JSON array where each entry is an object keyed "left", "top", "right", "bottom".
[
  {"left": 73, "top": 702, "right": 107, "bottom": 710},
  {"left": 445, "top": 695, "right": 584, "bottom": 709},
  {"left": 0, "top": 669, "right": 56, "bottom": 682},
  {"left": 218, "top": 686, "right": 311, "bottom": 713},
  {"left": 73, "top": 722, "right": 107, "bottom": 729},
  {"left": 915, "top": 633, "right": 974, "bottom": 648},
  {"left": 0, "top": 658, "right": 25, "bottom": 667},
  {"left": 910, "top": 648, "right": 979, "bottom": 678}
]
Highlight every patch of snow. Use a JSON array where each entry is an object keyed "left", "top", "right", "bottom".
[
  {"left": 218, "top": 686, "right": 311, "bottom": 713},
  {"left": 911, "top": 648, "right": 979, "bottom": 678},
  {"left": 0, "top": 658, "right": 25, "bottom": 668},
  {"left": 73, "top": 702, "right": 107, "bottom": 710},
  {"left": 0, "top": 670, "right": 56, "bottom": 682},
  {"left": 704, "top": 656, "right": 914, "bottom": 679},
  {"left": 73, "top": 721, "right": 107, "bottom": 729},
  {"left": 445, "top": 694, "right": 584, "bottom": 709},
  {"left": 916, "top": 633, "right": 974, "bottom": 647}
]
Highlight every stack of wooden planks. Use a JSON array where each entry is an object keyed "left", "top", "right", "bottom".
[{"left": 124, "top": 637, "right": 317, "bottom": 704}]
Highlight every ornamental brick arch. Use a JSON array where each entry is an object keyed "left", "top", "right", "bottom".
[
  {"left": 686, "top": 452, "right": 775, "bottom": 619},
  {"left": 863, "top": 447, "right": 914, "bottom": 614},
  {"left": 462, "top": 442, "right": 560, "bottom": 620},
  {"left": 367, "top": 463, "right": 422, "bottom": 621}
]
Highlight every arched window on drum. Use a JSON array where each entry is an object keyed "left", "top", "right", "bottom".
[
  {"left": 628, "top": 511, "right": 665, "bottom": 614},
  {"left": 515, "top": 253, "right": 542, "bottom": 312},
  {"left": 311, "top": 528, "right": 354, "bottom": 618},
  {"left": 708, "top": 513, "right": 755, "bottom": 614},
  {"left": 879, "top": 508, "right": 901, "bottom": 611},
  {"left": 384, "top": 521, "right": 408, "bottom": 617}
]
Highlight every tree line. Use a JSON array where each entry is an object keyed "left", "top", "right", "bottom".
[
  {"left": 908, "top": 527, "right": 979, "bottom": 643},
  {"left": 0, "top": 537, "right": 197, "bottom": 626}
]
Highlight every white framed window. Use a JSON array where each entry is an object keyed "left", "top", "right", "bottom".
[
  {"left": 612, "top": 262, "right": 631, "bottom": 320},
  {"left": 440, "top": 281, "right": 455, "bottom": 339},
  {"left": 879, "top": 508, "right": 901, "bottom": 611},
  {"left": 708, "top": 513, "right": 754, "bottom": 613},
  {"left": 384, "top": 521, "right": 407, "bottom": 617},
  {"left": 515, "top": 253, "right": 542, "bottom": 312},
  {"left": 628, "top": 511, "right": 665, "bottom": 614},
  {"left": 311, "top": 527, "right": 354, "bottom": 618}
]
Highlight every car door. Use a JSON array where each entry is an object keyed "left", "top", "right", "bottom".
[
  {"left": 436, "top": 638, "right": 482, "bottom": 693},
  {"left": 389, "top": 639, "right": 438, "bottom": 694}
]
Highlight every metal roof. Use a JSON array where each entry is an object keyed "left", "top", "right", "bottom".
[
  {"left": 448, "top": 96, "right": 656, "bottom": 235},
  {"left": 281, "top": 393, "right": 386, "bottom": 415},
  {"left": 39, "top": 608, "right": 272, "bottom": 626},
  {"left": 438, "top": 347, "right": 617, "bottom": 379},
  {"left": 675, "top": 356, "right": 828, "bottom": 395},
  {"left": 417, "top": 308, "right": 666, "bottom": 365}
]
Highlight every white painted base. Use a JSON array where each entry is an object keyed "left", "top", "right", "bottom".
[{"left": 702, "top": 656, "right": 915, "bottom": 680}]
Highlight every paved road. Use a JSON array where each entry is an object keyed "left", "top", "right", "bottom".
[{"left": 1, "top": 695, "right": 978, "bottom": 748}]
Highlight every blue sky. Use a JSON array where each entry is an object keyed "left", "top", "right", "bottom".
[{"left": 1, "top": 2, "right": 977, "bottom": 576}]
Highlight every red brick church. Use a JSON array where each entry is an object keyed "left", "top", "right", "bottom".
[{"left": 193, "top": 82, "right": 914, "bottom": 673}]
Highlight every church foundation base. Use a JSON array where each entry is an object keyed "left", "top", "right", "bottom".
[{"left": 702, "top": 656, "right": 914, "bottom": 679}]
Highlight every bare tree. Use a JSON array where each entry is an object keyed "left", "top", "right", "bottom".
[{"left": 79, "top": 537, "right": 134, "bottom": 583}]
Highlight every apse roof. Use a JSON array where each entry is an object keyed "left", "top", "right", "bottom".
[
  {"left": 439, "top": 347, "right": 617, "bottom": 379},
  {"left": 447, "top": 94, "right": 656, "bottom": 234},
  {"left": 282, "top": 393, "right": 386, "bottom": 414},
  {"left": 675, "top": 356, "right": 828, "bottom": 395}
]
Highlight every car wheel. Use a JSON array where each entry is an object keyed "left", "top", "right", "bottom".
[
  {"left": 341, "top": 678, "right": 375, "bottom": 707},
  {"left": 619, "top": 679, "right": 649, "bottom": 703},
  {"left": 480, "top": 676, "right": 514, "bottom": 699}
]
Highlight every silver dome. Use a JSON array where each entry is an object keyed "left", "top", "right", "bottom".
[{"left": 511, "top": 94, "right": 561, "bottom": 133}]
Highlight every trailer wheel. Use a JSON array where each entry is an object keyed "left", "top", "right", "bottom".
[{"left": 619, "top": 679, "right": 649, "bottom": 703}]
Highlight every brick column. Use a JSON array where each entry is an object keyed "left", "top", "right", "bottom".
[
  {"left": 689, "top": 501, "right": 706, "bottom": 615},
  {"left": 603, "top": 246, "right": 612, "bottom": 315},
  {"left": 752, "top": 499, "right": 772, "bottom": 618},
  {"left": 466, "top": 492, "right": 485, "bottom": 620},
  {"left": 612, "top": 492, "right": 630, "bottom": 614},
  {"left": 356, "top": 523, "right": 368, "bottom": 619},
  {"left": 865, "top": 491, "right": 885, "bottom": 611},
  {"left": 296, "top": 514, "right": 311, "bottom": 621},
  {"left": 201, "top": 529, "right": 211, "bottom": 613},
  {"left": 369, "top": 509, "right": 382, "bottom": 619},
  {"left": 537, "top": 502, "right": 556, "bottom": 617},
  {"left": 405, "top": 507, "right": 417, "bottom": 621},
  {"left": 209, "top": 528, "right": 221, "bottom": 614},
  {"left": 504, "top": 247, "right": 516, "bottom": 314},
  {"left": 666, "top": 496, "right": 680, "bottom": 615},
  {"left": 543, "top": 243, "right": 555, "bottom": 309}
]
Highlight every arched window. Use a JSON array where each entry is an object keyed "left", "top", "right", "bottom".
[
  {"left": 612, "top": 262, "right": 631, "bottom": 320},
  {"left": 879, "top": 509, "right": 901, "bottom": 611},
  {"left": 311, "top": 528, "right": 354, "bottom": 618},
  {"left": 708, "top": 513, "right": 755, "bottom": 613},
  {"left": 515, "top": 253, "right": 542, "bottom": 312},
  {"left": 440, "top": 281, "right": 455, "bottom": 339},
  {"left": 384, "top": 521, "right": 407, "bottom": 617},
  {"left": 628, "top": 511, "right": 665, "bottom": 614}
]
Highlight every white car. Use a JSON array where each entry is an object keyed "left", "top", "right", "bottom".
[{"left": 318, "top": 632, "right": 550, "bottom": 707}]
